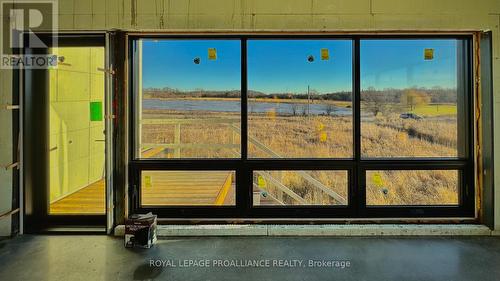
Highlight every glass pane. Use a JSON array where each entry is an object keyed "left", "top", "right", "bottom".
[
  {"left": 141, "top": 171, "right": 235, "bottom": 206},
  {"left": 137, "top": 40, "right": 241, "bottom": 159},
  {"left": 248, "top": 40, "right": 353, "bottom": 158},
  {"left": 361, "top": 39, "right": 465, "bottom": 158},
  {"left": 366, "top": 170, "right": 459, "bottom": 205},
  {"left": 253, "top": 170, "right": 348, "bottom": 206},
  {"left": 49, "top": 46, "right": 106, "bottom": 215}
]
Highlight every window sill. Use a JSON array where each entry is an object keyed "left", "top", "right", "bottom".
[{"left": 115, "top": 224, "right": 492, "bottom": 236}]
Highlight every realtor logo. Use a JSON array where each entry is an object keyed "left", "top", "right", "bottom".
[{"left": 1, "top": 0, "right": 58, "bottom": 69}]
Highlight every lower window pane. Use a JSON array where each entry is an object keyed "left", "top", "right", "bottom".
[
  {"left": 253, "top": 170, "right": 348, "bottom": 206},
  {"left": 141, "top": 171, "right": 235, "bottom": 206},
  {"left": 366, "top": 170, "right": 459, "bottom": 206}
]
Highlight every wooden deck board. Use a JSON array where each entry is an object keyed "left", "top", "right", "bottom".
[
  {"left": 141, "top": 147, "right": 167, "bottom": 158},
  {"left": 142, "top": 171, "right": 234, "bottom": 206},
  {"left": 49, "top": 171, "right": 235, "bottom": 214},
  {"left": 50, "top": 180, "right": 106, "bottom": 214}
]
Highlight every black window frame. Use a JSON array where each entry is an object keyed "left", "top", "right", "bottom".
[{"left": 128, "top": 34, "right": 475, "bottom": 220}]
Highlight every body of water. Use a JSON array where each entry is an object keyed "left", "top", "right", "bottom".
[{"left": 143, "top": 99, "right": 352, "bottom": 116}]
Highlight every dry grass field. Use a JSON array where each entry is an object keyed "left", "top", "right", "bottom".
[{"left": 141, "top": 101, "right": 459, "bottom": 206}]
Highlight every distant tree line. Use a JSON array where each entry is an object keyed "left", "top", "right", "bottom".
[
  {"left": 360, "top": 87, "right": 457, "bottom": 104},
  {"left": 143, "top": 86, "right": 457, "bottom": 104}
]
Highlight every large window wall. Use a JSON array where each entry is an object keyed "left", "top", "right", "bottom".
[{"left": 129, "top": 35, "right": 474, "bottom": 219}]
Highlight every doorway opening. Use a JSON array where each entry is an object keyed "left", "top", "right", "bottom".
[
  {"left": 23, "top": 34, "right": 108, "bottom": 231},
  {"left": 48, "top": 45, "right": 106, "bottom": 215}
]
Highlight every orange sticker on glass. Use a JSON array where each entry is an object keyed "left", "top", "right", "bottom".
[
  {"left": 396, "top": 132, "right": 408, "bottom": 142},
  {"left": 424, "top": 48, "right": 434, "bottom": 60},
  {"left": 321, "top": 48, "right": 329, "bottom": 60},
  {"left": 208, "top": 48, "right": 217, "bottom": 60}
]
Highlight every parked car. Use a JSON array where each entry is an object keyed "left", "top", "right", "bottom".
[{"left": 399, "top": 112, "right": 423, "bottom": 120}]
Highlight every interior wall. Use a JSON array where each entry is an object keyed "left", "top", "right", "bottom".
[
  {"left": 0, "top": 68, "right": 13, "bottom": 236},
  {"left": 49, "top": 47, "right": 105, "bottom": 202},
  {"left": 1, "top": 0, "right": 500, "bottom": 235}
]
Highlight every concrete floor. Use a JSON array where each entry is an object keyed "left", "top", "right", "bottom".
[{"left": 1, "top": 235, "right": 500, "bottom": 281}]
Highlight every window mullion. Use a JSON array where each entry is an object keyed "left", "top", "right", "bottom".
[{"left": 353, "top": 38, "right": 364, "bottom": 212}]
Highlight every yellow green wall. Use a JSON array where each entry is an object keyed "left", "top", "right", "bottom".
[
  {"left": 49, "top": 47, "right": 105, "bottom": 202},
  {"left": 0, "top": 64, "right": 13, "bottom": 235}
]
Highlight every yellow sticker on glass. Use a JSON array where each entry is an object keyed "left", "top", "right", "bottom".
[
  {"left": 321, "top": 48, "right": 329, "bottom": 60},
  {"left": 316, "top": 121, "right": 325, "bottom": 132},
  {"left": 319, "top": 131, "right": 327, "bottom": 142},
  {"left": 372, "top": 173, "right": 384, "bottom": 187},
  {"left": 208, "top": 48, "right": 217, "bottom": 60},
  {"left": 424, "top": 48, "right": 434, "bottom": 60},
  {"left": 144, "top": 175, "right": 152, "bottom": 188},
  {"left": 266, "top": 108, "right": 276, "bottom": 121},
  {"left": 396, "top": 132, "right": 408, "bottom": 142},
  {"left": 257, "top": 176, "right": 266, "bottom": 188}
]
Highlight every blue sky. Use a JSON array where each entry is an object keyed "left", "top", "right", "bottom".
[
  {"left": 248, "top": 40, "right": 352, "bottom": 93},
  {"left": 141, "top": 39, "right": 241, "bottom": 91},
  {"left": 141, "top": 39, "right": 457, "bottom": 94},
  {"left": 361, "top": 39, "right": 457, "bottom": 90}
]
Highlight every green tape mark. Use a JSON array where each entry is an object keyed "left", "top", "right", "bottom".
[{"left": 90, "top": 101, "right": 103, "bottom": 121}]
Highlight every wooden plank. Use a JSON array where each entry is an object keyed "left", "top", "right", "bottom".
[
  {"left": 214, "top": 173, "right": 232, "bottom": 205},
  {"left": 142, "top": 143, "right": 239, "bottom": 149},
  {"left": 253, "top": 183, "right": 285, "bottom": 206},
  {"left": 0, "top": 208, "right": 20, "bottom": 220},
  {"left": 298, "top": 172, "right": 347, "bottom": 205},
  {"left": 142, "top": 146, "right": 166, "bottom": 158},
  {"left": 4, "top": 162, "right": 19, "bottom": 170},
  {"left": 1, "top": 104, "right": 20, "bottom": 110},
  {"left": 50, "top": 171, "right": 236, "bottom": 213},
  {"left": 141, "top": 171, "right": 234, "bottom": 206},
  {"left": 230, "top": 124, "right": 347, "bottom": 205},
  {"left": 50, "top": 180, "right": 106, "bottom": 214},
  {"left": 142, "top": 118, "right": 239, "bottom": 125},
  {"left": 257, "top": 171, "right": 307, "bottom": 204}
]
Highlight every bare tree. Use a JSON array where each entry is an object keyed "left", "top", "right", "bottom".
[
  {"left": 299, "top": 105, "right": 307, "bottom": 116},
  {"left": 291, "top": 103, "right": 299, "bottom": 116},
  {"left": 400, "top": 89, "right": 431, "bottom": 111},
  {"left": 324, "top": 104, "right": 335, "bottom": 116},
  {"left": 361, "top": 87, "right": 397, "bottom": 117}
]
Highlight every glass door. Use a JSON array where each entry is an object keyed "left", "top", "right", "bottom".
[
  {"left": 24, "top": 35, "right": 107, "bottom": 231},
  {"left": 48, "top": 44, "right": 106, "bottom": 215}
]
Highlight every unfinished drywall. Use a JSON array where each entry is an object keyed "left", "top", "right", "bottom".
[
  {"left": 2, "top": 0, "right": 500, "bottom": 235},
  {"left": 49, "top": 46, "right": 105, "bottom": 203},
  {"left": 0, "top": 68, "right": 13, "bottom": 236}
]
